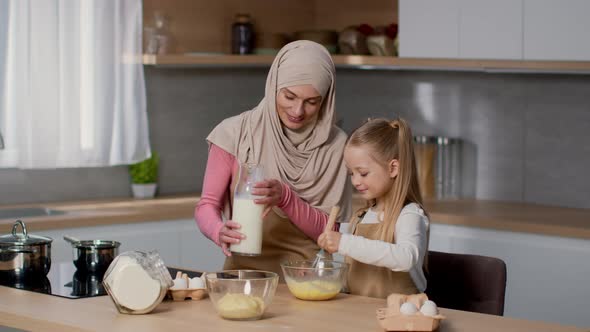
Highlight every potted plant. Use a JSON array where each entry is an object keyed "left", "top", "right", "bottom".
[{"left": 129, "top": 152, "right": 159, "bottom": 199}]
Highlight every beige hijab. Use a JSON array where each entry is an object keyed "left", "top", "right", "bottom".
[{"left": 207, "top": 40, "right": 351, "bottom": 222}]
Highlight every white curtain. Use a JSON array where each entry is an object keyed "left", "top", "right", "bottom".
[{"left": 0, "top": 0, "right": 150, "bottom": 169}]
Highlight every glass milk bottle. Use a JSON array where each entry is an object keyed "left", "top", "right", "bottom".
[{"left": 230, "top": 163, "right": 264, "bottom": 256}]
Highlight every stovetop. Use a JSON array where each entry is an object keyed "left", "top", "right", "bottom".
[
  {"left": 0, "top": 264, "right": 202, "bottom": 299},
  {"left": 0, "top": 262, "right": 107, "bottom": 299}
]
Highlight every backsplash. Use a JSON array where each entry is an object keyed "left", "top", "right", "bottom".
[{"left": 1, "top": 68, "right": 589, "bottom": 209}]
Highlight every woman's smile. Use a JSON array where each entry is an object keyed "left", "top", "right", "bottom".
[{"left": 287, "top": 114, "right": 305, "bottom": 123}]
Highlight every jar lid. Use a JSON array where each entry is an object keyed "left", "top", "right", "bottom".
[
  {"left": 235, "top": 13, "right": 251, "bottom": 23},
  {"left": 0, "top": 220, "right": 53, "bottom": 246}
]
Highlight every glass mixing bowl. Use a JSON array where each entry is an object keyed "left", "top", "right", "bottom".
[
  {"left": 205, "top": 270, "right": 278, "bottom": 320},
  {"left": 280, "top": 260, "right": 348, "bottom": 301}
]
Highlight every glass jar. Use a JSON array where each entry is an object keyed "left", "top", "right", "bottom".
[
  {"left": 231, "top": 14, "right": 255, "bottom": 55},
  {"left": 103, "top": 250, "right": 173, "bottom": 314},
  {"left": 230, "top": 163, "right": 264, "bottom": 256}
]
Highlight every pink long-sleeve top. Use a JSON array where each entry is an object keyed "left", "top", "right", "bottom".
[{"left": 195, "top": 144, "right": 333, "bottom": 247}]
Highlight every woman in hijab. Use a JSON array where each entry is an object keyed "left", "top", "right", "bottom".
[{"left": 195, "top": 40, "right": 351, "bottom": 277}]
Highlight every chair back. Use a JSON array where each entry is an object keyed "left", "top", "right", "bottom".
[{"left": 425, "top": 250, "right": 507, "bottom": 316}]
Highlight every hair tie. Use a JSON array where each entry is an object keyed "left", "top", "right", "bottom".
[{"left": 390, "top": 120, "right": 400, "bottom": 129}]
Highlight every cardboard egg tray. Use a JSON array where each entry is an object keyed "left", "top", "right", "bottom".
[
  {"left": 376, "top": 293, "right": 445, "bottom": 331},
  {"left": 166, "top": 271, "right": 208, "bottom": 301},
  {"left": 167, "top": 288, "right": 207, "bottom": 301}
]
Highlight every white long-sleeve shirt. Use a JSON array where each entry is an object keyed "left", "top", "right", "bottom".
[{"left": 338, "top": 203, "right": 429, "bottom": 292}]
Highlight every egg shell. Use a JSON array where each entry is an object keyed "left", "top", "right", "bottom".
[
  {"left": 400, "top": 302, "right": 419, "bottom": 315},
  {"left": 170, "top": 277, "right": 188, "bottom": 290},
  {"left": 420, "top": 300, "right": 438, "bottom": 317},
  {"left": 189, "top": 277, "right": 205, "bottom": 289}
]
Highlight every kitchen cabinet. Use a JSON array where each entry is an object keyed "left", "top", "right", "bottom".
[
  {"left": 523, "top": 0, "right": 590, "bottom": 61},
  {"left": 42, "top": 219, "right": 225, "bottom": 273},
  {"left": 458, "top": 0, "right": 522, "bottom": 60},
  {"left": 429, "top": 222, "right": 590, "bottom": 328},
  {"left": 399, "top": 0, "right": 460, "bottom": 58},
  {"left": 142, "top": 0, "right": 590, "bottom": 73},
  {"left": 399, "top": 0, "right": 523, "bottom": 60}
]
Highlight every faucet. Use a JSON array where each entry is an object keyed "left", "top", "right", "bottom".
[{"left": 0, "top": 130, "right": 4, "bottom": 149}]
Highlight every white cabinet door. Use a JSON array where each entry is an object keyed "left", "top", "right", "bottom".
[
  {"left": 399, "top": 0, "right": 460, "bottom": 58},
  {"left": 179, "top": 221, "right": 225, "bottom": 272},
  {"left": 430, "top": 223, "right": 590, "bottom": 328},
  {"left": 524, "top": 0, "right": 590, "bottom": 60},
  {"left": 459, "top": 0, "right": 523, "bottom": 60}
]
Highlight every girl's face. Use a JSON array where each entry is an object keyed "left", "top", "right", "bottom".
[
  {"left": 344, "top": 145, "right": 398, "bottom": 206},
  {"left": 276, "top": 85, "right": 322, "bottom": 130}
]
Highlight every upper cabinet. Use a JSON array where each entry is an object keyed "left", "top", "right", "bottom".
[
  {"left": 399, "top": 0, "right": 459, "bottom": 58},
  {"left": 400, "top": 0, "right": 523, "bottom": 60},
  {"left": 458, "top": 0, "right": 522, "bottom": 60},
  {"left": 523, "top": 0, "right": 590, "bottom": 61}
]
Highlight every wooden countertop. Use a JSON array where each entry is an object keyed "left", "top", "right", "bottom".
[
  {"left": 0, "top": 285, "right": 586, "bottom": 332},
  {"left": 1, "top": 194, "right": 590, "bottom": 240}
]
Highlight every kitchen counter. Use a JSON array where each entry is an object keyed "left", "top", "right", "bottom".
[
  {"left": 0, "top": 284, "right": 586, "bottom": 332},
  {"left": 2, "top": 194, "right": 590, "bottom": 240}
]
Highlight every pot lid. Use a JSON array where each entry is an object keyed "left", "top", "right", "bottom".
[{"left": 0, "top": 220, "right": 53, "bottom": 246}]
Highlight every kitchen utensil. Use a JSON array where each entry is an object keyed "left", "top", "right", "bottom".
[
  {"left": 205, "top": 270, "right": 278, "bottom": 320},
  {"left": 0, "top": 220, "right": 52, "bottom": 280},
  {"left": 63, "top": 235, "right": 120, "bottom": 273},
  {"left": 281, "top": 259, "right": 348, "bottom": 301},
  {"left": 312, "top": 205, "right": 340, "bottom": 269}
]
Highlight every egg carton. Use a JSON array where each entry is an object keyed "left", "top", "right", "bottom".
[
  {"left": 167, "top": 288, "right": 207, "bottom": 301},
  {"left": 166, "top": 271, "right": 208, "bottom": 301},
  {"left": 376, "top": 293, "right": 445, "bottom": 331}
]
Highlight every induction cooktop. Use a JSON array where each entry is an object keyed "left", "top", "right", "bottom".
[{"left": 0, "top": 264, "right": 200, "bottom": 299}]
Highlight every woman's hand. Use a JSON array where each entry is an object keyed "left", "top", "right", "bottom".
[
  {"left": 252, "top": 179, "right": 284, "bottom": 218},
  {"left": 317, "top": 231, "right": 341, "bottom": 254},
  {"left": 217, "top": 220, "right": 245, "bottom": 256}
]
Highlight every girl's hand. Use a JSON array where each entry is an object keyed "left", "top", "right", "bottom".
[
  {"left": 252, "top": 179, "right": 284, "bottom": 218},
  {"left": 217, "top": 220, "right": 245, "bottom": 256},
  {"left": 317, "top": 231, "right": 341, "bottom": 254}
]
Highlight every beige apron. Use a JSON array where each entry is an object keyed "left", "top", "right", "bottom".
[
  {"left": 345, "top": 210, "right": 418, "bottom": 299},
  {"left": 222, "top": 171, "right": 320, "bottom": 282}
]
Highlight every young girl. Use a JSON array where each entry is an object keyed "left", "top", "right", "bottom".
[{"left": 318, "top": 118, "right": 429, "bottom": 299}]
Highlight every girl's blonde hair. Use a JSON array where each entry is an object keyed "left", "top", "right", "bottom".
[{"left": 347, "top": 118, "right": 427, "bottom": 245}]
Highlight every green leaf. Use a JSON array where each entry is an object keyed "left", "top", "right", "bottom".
[{"left": 128, "top": 151, "right": 159, "bottom": 184}]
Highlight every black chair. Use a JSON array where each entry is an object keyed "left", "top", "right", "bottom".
[{"left": 425, "top": 250, "right": 507, "bottom": 316}]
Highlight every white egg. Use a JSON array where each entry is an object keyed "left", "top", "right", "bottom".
[
  {"left": 189, "top": 277, "right": 205, "bottom": 289},
  {"left": 170, "top": 277, "right": 188, "bottom": 290},
  {"left": 420, "top": 300, "right": 438, "bottom": 317},
  {"left": 400, "top": 302, "right": 419, "bottom": 315}
]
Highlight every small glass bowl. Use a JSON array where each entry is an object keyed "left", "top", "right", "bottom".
[
  {"left": 205, "top": 270, "right": 278, "bottom": 321},
  {"left": 281, "top": 260, "right": 348, "bottom": 301}
]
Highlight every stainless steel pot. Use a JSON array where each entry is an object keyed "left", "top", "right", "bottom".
[
  {"left": 63, "top": 236, "right": 120, "bottom": 273},
  {"left": 0, "top": 220, "right": 53, "bottom": 280}
]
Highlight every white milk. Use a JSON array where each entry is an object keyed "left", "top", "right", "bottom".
[{"left": 230, "top": 197, "right": 264, "bottom": 255}]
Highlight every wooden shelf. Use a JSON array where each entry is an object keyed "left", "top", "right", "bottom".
[{"left": 142, "top": 54, "right": 590, "bottom": 73}]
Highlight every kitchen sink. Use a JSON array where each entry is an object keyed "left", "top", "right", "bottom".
[{"left": 0, "top": 207, "right": 67, "bottom": 219}]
